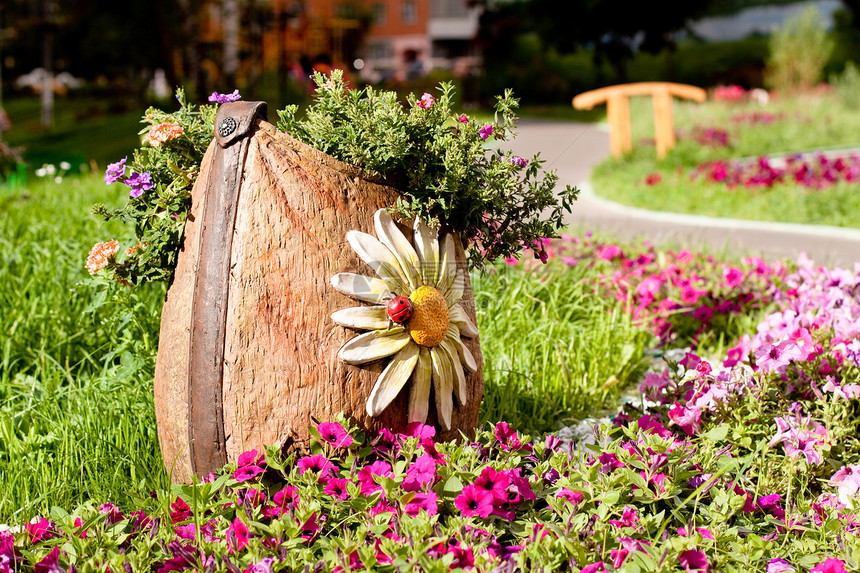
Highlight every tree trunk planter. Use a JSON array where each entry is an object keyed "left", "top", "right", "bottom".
[{"left": 153, "top": 102, "right": 484, "bottom": 483}]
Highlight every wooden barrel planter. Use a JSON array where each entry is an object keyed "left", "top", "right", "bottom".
[{"left": 153, "top": 101, "right": 484, "bottom": 483}]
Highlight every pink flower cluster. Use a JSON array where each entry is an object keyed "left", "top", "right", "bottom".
[
  {"left": 514, "top": 234, "right": 787, "bottom": 346},
  {"left": 730, "top": 111, "right": 785, "bottom": 125},
  {"left": 713, "top": 85, "right": 748, "bottom": 102},
  {"left": 691, "top": 126, "right": 729, "bottom": 148},
  {"left": 692, "top": 153, "right": 860, "bottom": 190}
]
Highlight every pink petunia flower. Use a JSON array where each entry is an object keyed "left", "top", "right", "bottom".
[
  {"left": 297, "top": 454, "right": 335, "bottom": 477},
  {"left": 227, "top": 517, "right": 250, "bottom": 553},
  {"left": 810, "top": 558, "right": 846, "bottom": 573},
  {"left": 170, "top": 497, "right": 192, "bottom": 523},
  {"left": 474, "top": 466, "right": 510, "bottom": 502},
  {"left": 401, "top": 453, "right": 437, "bottom": 492},
  {"left": 579, "top": 562, "right": 606, "bottom": 573},
  {"left": 479, "top": 124, "right": 494, "bottom": 140},
  {"left": 317, "top": 421, "right": 353, "bottom": 448},
  {"left": 830, "top": 464, "right": 860, "bottom": 507},
  {"left": 723, "top": 266, "right": 744, "bottom": 288},
  {"left": 454, "top": 484, "right": 494, "bottom": 518},
  {"left": 668, "top": 403, "right": 702, "bottom": 435},
  {"left": 678, "top": 549, "right": 709, "bottom": 571},
  {"left": 608, "top": 505, "right": 639, "bottom": 529},
  {"left": 323, "top": 477, "right": 350, "bottom": 500},
  {"left": 416, "top": 93, "right": 435, "bottom": 109},
  {"left": 356, "top": 461, "right": 393, "bottom": 495},
  {"left": 404, "top": 491, "right": 438, "bottom": 517},
  {"left": 767, "top": 558, "right": 796, "bottom": 573}
]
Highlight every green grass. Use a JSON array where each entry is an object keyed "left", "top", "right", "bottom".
[
  {"left": 591, "top": 93, "right": 860, "bottom": 228},
  {"left": 0, "top": 174, "right": 168, "bottom": 523},
  {"left": 4, "top": 95, "right": 147, "bottom": 171},
  {"left": 475, "top": 262, "right": 652, "bottom": 434}
]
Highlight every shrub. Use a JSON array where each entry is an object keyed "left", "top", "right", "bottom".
[
  {"left": 764, "top": 6, "right": 834, "bottom": 94},
  {"left": 830, "top": 61, "right": 860, "bottom": 107}
]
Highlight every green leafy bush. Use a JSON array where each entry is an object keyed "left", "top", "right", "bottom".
[{"left": 278, "top": 71, "right": 578, "bottom": 269}]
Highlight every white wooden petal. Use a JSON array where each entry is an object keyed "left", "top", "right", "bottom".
[
  {"left": 437, "top": 234, "right": 457, "bottom": 296},
  {"left": 449, "top": 304, "right": 479, "bottom": 338},
  {"left": 444, "top": 269, "right": 466, "bottom": 307},
  {"left": 331, "top": 306, "right": 389, "bottom": 330},
  {"left": 441, "top": 339, "right": 468, "bottom": 408},
  {"left": 430, "top": 346, "right": 454, "bottom": 431},
  {"left": 450, "top": 330, "right": 478, "bottom": 373},
  {"left": 367, "top": 343, "right": 420, "bottom": 417},
  {"left": 346, "top": 230, "right": 410, "bottom": 292},
  {"left": 374, "top": 209, "right": 421, "bottom": 289},
  {"left": 338, "top": 330, "right": 410, "bottom": 365},
  {"left": 408, "top": 348, "right": 432, "bottom": 424},
  {"left": 331, "top": 273, "right": 392, "bottom": 304},
  {"left": 413, "top": 217, "right": 439, "bottom": 287}
]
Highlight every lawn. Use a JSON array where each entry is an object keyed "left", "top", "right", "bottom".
[{"left": 591, "top": 90, "right": 860, "bottom": 229}]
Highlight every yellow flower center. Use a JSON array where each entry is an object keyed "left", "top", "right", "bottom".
[{"left": 407, "top": 286, "right": 449, "bottom": 347}]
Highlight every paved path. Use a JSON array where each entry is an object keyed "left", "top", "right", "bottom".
[{"left": 507, "top": 119, "right": 860, "bottom": 268}]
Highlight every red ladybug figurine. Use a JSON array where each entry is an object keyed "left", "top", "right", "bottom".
[{"left": 387, "top": 295, "right": 414, "bottom": 324}]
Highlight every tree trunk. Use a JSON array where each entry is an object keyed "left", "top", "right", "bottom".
[{"left": 154, "top": 104, "right": 484, "bottom": 483}]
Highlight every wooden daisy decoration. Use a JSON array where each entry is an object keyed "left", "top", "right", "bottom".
[{"left": 331, "top": 209, "right": 479, "bottom": 430}]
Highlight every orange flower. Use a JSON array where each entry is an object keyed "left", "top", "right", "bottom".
[
  {"left": 85, "top": 240, "right": 120, "bottom": 274},
  {"left": 146, "top": 122, "right": 184, "bottom": 147},
  {"left": 125, "top": 242, "right": 148, "bottom": 257}
]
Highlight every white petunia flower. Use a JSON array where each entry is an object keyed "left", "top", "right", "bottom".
[{"left": 331, "top": 209, "right": 479, "bottom": 430}]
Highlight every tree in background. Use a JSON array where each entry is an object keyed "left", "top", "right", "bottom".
[
  {"left": 764, "top": 6, "right": 833, "bottom": 93},
  {"left": 475, "top": 0, "right": 716, "bottom": 103}
]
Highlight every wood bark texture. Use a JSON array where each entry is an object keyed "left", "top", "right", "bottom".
[{"left": 154, "top": 118, "right": 484, "bottom": 483}]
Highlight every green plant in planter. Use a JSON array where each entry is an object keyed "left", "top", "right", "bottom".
[
  {"left": 278, "top": 71, "right": 579, "bottom": 269},
  {"left": 88, "top": 76, "right": 577, "bottom": 285}
]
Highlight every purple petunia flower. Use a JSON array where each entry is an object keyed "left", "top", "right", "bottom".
[
  {"left": 125, "top": 171, "right": 153, "bottom": 198},
  {"left": 104, "top": 156, "right": 127, "bottom": 185},
  {"left": 208, "top": 89, "right": 241, "bottom": 104},
  {"left": 508, "top": 155, "right": 528, "bottom": 167},
  {"left": 479, "top": 124, "right": 494, "bottom": 140}
]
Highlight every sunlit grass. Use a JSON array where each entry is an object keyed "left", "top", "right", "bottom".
[{"left": 475, "top": 262, "right": 652, "bottom": 433}]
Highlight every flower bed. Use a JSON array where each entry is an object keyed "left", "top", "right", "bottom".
[
  {"left": 509, "top": 234, "right": 789, "bottom": 349},
  {"left": 4, "top": 249, "right": 860, "bottom": 571}
]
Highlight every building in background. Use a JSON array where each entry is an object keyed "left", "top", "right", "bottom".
[
  {"left": 199, "top": 0, "right": 482, "bottom": 87},
  {"left": 361, "top": 0, "right": 482, "bottom": 82}
]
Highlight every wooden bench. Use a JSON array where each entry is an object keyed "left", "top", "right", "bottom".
[{"left": 573, "top": 82, "right": 707, "bottom": 159}]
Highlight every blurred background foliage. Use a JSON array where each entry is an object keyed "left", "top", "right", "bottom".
[{"left": 2, "top": 0, "right": 860, "bottom": 170}]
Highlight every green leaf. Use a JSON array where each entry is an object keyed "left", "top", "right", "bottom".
[{"left": 702, "top": 424, "right": 730, "bottom": 441}]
